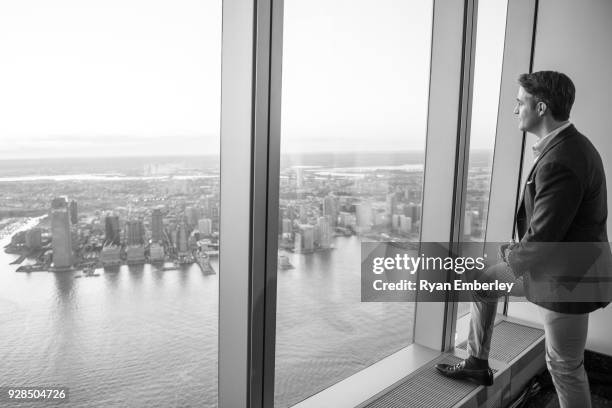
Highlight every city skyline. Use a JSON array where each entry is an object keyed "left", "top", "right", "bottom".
[{"left": 3, "top": 156, "right": 491, "bottom": 273}]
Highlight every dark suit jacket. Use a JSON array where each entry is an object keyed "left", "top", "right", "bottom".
[{"left": 508, "top": 124, "right": 611, "bottom": 313}]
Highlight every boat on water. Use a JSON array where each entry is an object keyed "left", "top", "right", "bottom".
[
  {"left": 16, "top": 264, "right": 47, "bottom": 273},
  {"left": 195, "top": 252, "right": 216, "bottom": 275},
  {"left": 76, "top": 267, "right": 100, "bottom": 278},
  {"left": 278, "top": 255, "right": 294, "bottom": 270}
]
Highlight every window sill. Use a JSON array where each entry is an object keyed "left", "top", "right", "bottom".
[
  {"left": 292, "top": 343, "right": 440, "bottom": 408},
  {"left": 292, "top": 316, "right": 545, "bottom": 408}
]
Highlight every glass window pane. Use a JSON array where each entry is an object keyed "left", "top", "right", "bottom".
[
  {"left": 275, "top": 1, "right": 433, "bottom": 406},
  {"left": 0, "top": 1, "right": 221, "bottom": 406},
  {"left": 457, "top": 0, "right": 509, "bottom": 319}
]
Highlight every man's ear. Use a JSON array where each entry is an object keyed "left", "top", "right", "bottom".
[{"left": 537, "top": 101, "right": 548, "bottom": 116}]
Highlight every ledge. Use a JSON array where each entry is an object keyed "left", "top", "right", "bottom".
[
  {"left": 293, "top": 344, "right": 440, "bottom": 408},
  {"left": 293, "top": 317, "right": 545, "bottom": 408}
]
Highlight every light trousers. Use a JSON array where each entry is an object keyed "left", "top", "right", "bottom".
[{"left": 467, "top": 272, "right": 591, "bottom": 408}]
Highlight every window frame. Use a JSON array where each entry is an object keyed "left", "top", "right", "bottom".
[{"left": 218, "top": 0, "right": 538, "bottom": 407}]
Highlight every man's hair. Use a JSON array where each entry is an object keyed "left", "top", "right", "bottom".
[{"left": 518, "top": 71, "right": 575, "bottom": 121}]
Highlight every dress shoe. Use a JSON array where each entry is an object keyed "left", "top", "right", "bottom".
[{"left": 435, "top": 360, "right": 494, "bottom": 386}]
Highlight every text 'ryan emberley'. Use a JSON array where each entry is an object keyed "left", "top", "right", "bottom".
[{"left": 373, "top": 279, "right": 515, "bottom": 293}]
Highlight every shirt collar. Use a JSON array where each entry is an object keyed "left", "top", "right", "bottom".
[{"left": 532, "top": 121, "right": 571, "bottom": 161}]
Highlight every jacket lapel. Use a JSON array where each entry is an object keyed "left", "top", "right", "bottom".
[{"left": 515, "top": 125, "right": 578, "bottom": 232}]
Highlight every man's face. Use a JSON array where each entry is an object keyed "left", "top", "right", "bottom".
[{"left": 514, "top": 86, "right": 541, "bottom": 132}]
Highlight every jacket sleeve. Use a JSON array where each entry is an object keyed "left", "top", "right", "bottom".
[{"left": 507, "top": 161, "right": 584, "bottom": 276}]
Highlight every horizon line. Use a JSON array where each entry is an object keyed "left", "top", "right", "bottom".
[{"left": 0, "top": 149, "right": 495, "bottom": 162}]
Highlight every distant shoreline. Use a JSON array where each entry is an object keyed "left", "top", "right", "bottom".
[{"left": 0, "top": 149, "right": 494, "bottom": 162}]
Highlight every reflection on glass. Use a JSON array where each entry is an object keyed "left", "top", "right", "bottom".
[
  {"left": 0, "top": 1, "right": 221, "bottom": 407},
  {"left": 458, "top": 0, "right": 509, "bottom": 319},
  {"left": 275, "top": 1, "right": 433, "bottom": 406}
]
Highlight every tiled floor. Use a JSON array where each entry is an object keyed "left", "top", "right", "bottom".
[
  {"left": 523, "top": 379, "right": 612, "bottom": 408},
  {"left": 523, "top": 350, "right": 612, "bottom": 408}
]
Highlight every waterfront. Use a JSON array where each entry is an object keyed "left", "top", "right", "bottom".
[
  {"left": 0, "top": 150, "right": 495, "bottom": 407},
  {"left": 0, "top": 219, "right": 414, "bottom": 408},
  {"left": 0, "top": 219, "right": 219, "bottom": 408}
]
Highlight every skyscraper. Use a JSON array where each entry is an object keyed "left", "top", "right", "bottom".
[
  {"left": 25, "top": 228, "right": 42, "bottom": 249},
  {"left": 105, "top": 215, "right": 121, "bottom": 245},
  {"left": 406, "top": 203, "right": 422, "bottom": 223},
  {"left": 281, "top": 218, "right": 293, "bottom": 235},
  {"left": 151, "top": 209, "right": 164, "bottom": 243},
  {"left": 211, "top": 204, "right": 220, "bottom": 220},
  {"left": 198, "top": 218, "right": 213, "bottom": 236},
  {"left": 339, "top": 211, "right": 356, "bottom": 228},
  {"left": 317, "top": 216, "right": 332, "bottom": 248},
  {"left": 126, "top": 220, "right": 144, "bottom": 246},
  {"left": 176, "top": 222, "right": 189, "bottom": 254},
  {"left": 299, "top": 205, "right": 308, "bottom": 224},
  {"left": 51, "top": 203, "right": 73, "bottom": 269},
  {"left": 302, "top": 225, "right": 314, "bottom": 252},
  {"left": 464, "top": 210, "right": 473, "bottom": 237},
  {"left": 149, "top": 243, "right": 165, "bottom": 262},
  {"left": 355, "top": 201, "right": 373, "bottom": 233},
  {"left": 399, "top": 215, "right": 412, "bottom": 235},
  {"left": 51, "top": 196, "right": 67, "bottom": 209},
  {"left": 69, "top": 200, "right": 78, "bottom": 225},
  {"left": 386, "top": 193, "right": 397, "bottom": 218},
  {"left": 323, "top": 195, "right": 338, "bottom": 227},
  {"left": 185, "top": 206, "right": 200, "bottom": 228}
]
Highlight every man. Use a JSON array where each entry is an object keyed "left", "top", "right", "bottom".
[{"left": 436, "top": 71, "right": 610, "bottom": 408}]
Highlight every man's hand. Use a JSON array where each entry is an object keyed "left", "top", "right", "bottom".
[{"left": 499, "top": 241, "right": 518, "bottom": 263}]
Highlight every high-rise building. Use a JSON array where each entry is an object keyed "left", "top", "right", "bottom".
[
  {"left": 211, "top": 205, "right": 220, "bottom": 219},
  {"left": 149, "top": 243, "right": 165, "bottom": 262},
  {"left": 392, "top": 214, "right": 401, "bottom": 231},
  {"left": 281, "top": 218, "right": 293, "bottom": 235},
  {"left": 51, "top": 196, "right": 67, "bottom": 209},
  {"left": 69, "top": 200, "right": 78, "bottom": 225},
  {"left": 286, "top": 203, "right": 297, "bottom": 220},
  {"left": 386, "top": 193, "right": 397, "bottom": 217},
  {"left": 399, "top": 215, "right": 412, "bottom": 234},
  {"left": 25, "top": 228, "right": 42, "bottom": 249},
  {"left": 176, "top": 223, "right": 189, "bottom": 254},
  {"left": 151, "top": 209, "right": 164, "bottom": 242},
  {"left": 185, "top": 206, "right": 200, "bottom": 228},
  {"left": 51, "top": 204, "right": 72, "bottom": 269},
  {"left": 105, "top": 215, "right": 121, "bottom": 245},
  {"left": 293, "top": 225, "right": 316, "bottom": 253},
  {"left": 293, "top": 232, "right": 302, "bottom": 253},
  {"left": 198, "top": 218, "right": 213, "bottom": 236},
  {"left": 188, "top": 231, "right": 198, "bottom": 251},
  {"left": 405, "top": 203, "right": 422, "bottom": 223},
  {"left": 100, "top": 244, "right": 121, "bottom": 266},
  {"left": 317, "top": 216, "right": 332, "bottom": 248},
  {"left": 299, "top": 205, "right": 308, "bottom": 224},
  {"left": 201, "top": 197, "right": 211, "bottom": 217},
  {"left": 126, "top": 220, "right": 144, "bottom": 246},
  {"left": 464, "top": 210, "right": 473, "bottom": 237},
  {"left": 355, "top": 202, "right": 373, "bottom": 233},
  {"left": 126, "top": 245, "right": 145, "bottom": 264},
  {"left": 323, "top": 195, "right": 338, "bottom": 227},
  {"left": 338, "top": 211, "right": 356, "bottom": 228},
  {"left": 300, "top": 224, "right": 314, "bottom": 252}
]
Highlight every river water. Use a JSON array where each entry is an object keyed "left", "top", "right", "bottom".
[{"left": 0, "top": 219, "right": 414, "bottom": 407}]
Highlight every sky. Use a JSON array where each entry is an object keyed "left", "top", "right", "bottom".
[{"left": 0, "top": 0, "right": 507, "bottom": 159}]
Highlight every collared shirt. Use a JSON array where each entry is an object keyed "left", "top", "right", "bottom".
[{"left": 532, "top": 121, "right": 571, "bottom": 162}]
